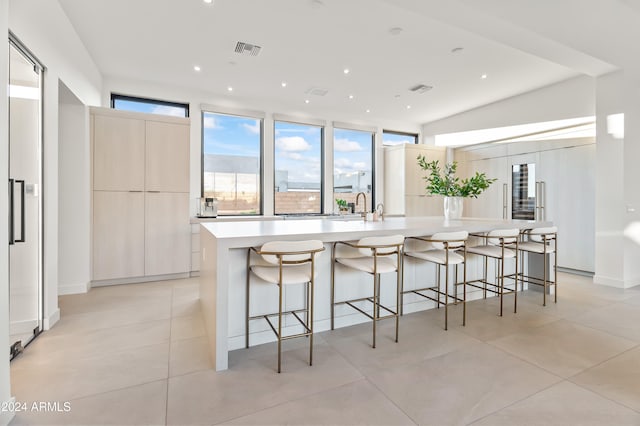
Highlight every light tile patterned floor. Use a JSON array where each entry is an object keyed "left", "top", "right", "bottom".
[{"left": 8, "top": 273, "right": 640, "bottom": 425}]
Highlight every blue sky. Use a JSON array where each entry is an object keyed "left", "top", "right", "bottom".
[{"left": 203, "top": 112, "right": 261, "bottom": 158}]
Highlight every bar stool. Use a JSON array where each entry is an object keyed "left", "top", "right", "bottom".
[
  {"left": 467, "top": 229, "right": 519, "bottom": 316},
  {"left": 402, "top": 231, "right": 468, "bottom": 330},
  {"left": 246, "top": 240, "right": 325, "bottom": 373},
  {"left": 331, "top": 235, "right": 404, "bottom": 348},
  {"left": 516, "top": 227, "right": 558, "bottom": 306}
]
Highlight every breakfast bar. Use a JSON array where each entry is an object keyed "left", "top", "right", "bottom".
[{"left": 200, "top": 216, "right": 552, "bottom": 371}]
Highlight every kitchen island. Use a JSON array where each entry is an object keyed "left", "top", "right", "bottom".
[{"left": 200, "top": 216, "right": 552, "bottom": 371}]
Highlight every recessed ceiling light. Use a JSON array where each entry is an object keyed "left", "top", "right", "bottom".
[
  {"left": 365, "top": 109, "right": 370, "bottom": 113},
  {"left": 481, "top": 74, "right": 487, "bottom": 79},
  {"left": 281, "top": 81, "right": 287, "bottom": 87},
  {"left": 203, "top": 0, "right": 213, "bottom": 4},
  {"left": 193, "top": 65, "right": 201, "bottom": 72},
  {"left": 389, "top": 27, "right": 403, "bottom": 36},
  {"left": 451, "top": 47, "right": 464, "bottom": 54},
  {"left": 406, "top": 105, "right": 411, "bottom": 109},
  {"left": 227, "top": 86, "right": 233, "bottom": 92},
  {"left": 305, "top": 99, "right": 310, "bottom": 104},
  {"left": 343, "top": 68, "right": 350, "bottom": 75},
  {"left": 348, "top": 94, "right": 354, "bottom": 99}
]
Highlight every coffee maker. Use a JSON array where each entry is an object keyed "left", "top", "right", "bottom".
[{"left": 198, "top": 197, "right": 218, "bottom": 218}]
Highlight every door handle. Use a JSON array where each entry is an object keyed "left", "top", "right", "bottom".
[
  {"left": 502, "top": 183, "right": 508, "bottom": 219},
  {"left": 9, "top": 178, "right": 14, "bottom": 245},
  {"left": 540, "top": 181, "right": 546, "bottom": 221},
  {"left": 15, "top": 180, "right": 26, "bottom": 243}
]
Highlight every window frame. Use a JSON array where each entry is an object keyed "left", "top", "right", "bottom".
[
  {"left": 382, "top": 129, "right": 418, "bottom": 145},
  {"left": 110, "top": 93, "right": 190, "bottom": 118},
  {"left": 200, "top": 110, "right": 264, "bottom": 216},
  {"left": 273, "top": 119, "right": 325, "bottom": 215},
  {"left": 333, "top": 127, "right": 376, "bottom": 211}
]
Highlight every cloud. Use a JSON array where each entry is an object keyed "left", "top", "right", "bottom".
[
  {"left": 243, "top": 121, "right": 260, "bottom": 135},
  {"left": 334, "top": 158, "right": 353, "bottom": 168},
  {"left": 203, "top": 115, "right": 223, "bottom": 129},
  {"left": 287, "top": 153, "right": 303, "bottom": 160},
  {"left": 334, "top": 138, "right": 363, "bottom": 152},
  {"left": 151, "top": 105, "right": 187, "bottom": 117},
  {"left": 353, "top": 162, "right": 367, "bottom": 170},
  {"left": 383, "top": 139, "right": 411, "bottom": 146},
  {"left": 275, "top": 136, "right": 311, "bottom": 152}
]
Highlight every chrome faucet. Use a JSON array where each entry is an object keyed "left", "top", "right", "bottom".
[
  {"left": 355, "top": 192, "right": 367, "bottom": 217},
  {"left": 376, "top": 203, "right": 384, "bottom": 221}
]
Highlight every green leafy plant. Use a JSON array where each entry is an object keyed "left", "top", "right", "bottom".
[
  {"left": 417, "top": 155, "right": 496, "bottom": 198},
  {"left": 335, "top": 198, "right": 348, "bottom": 208}
]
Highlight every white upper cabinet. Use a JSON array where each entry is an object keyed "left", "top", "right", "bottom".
[
  {"left": 145, "top": 121, "right": 190, "bottom": 192},
  {"left": 93, "top": 115, "right": 145, "bottom": 191}
]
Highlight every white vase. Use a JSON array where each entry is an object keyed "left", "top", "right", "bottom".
[{"left": 444, "top": 196, "right": 463, "bottom": 220}]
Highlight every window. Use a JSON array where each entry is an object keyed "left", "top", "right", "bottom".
[
  {"left": 382, "top": 130, "right": 418, "bottom": 146},
  {"left": 202, "top": 112, "right": 262, "bottom": 215},
  {"left": 333, "top": 128, "right": 374, "bottom": 213},
  {"left": 274, "top": 121, "right": 323, "bottom": 214},
  {"left": 111, "top": 94, "right": 189, "bottom": 118}
]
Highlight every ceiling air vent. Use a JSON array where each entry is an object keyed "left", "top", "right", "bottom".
[
  {"left": 234, "top": 41, "right": 262, "bottom": 56},
  {"left": 409, "top": 84, "right": 433, "bottom": 94},
  {"left": 305, "top": 87, "right": 329, "bottom": 96}
]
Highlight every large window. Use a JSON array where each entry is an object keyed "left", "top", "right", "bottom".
[
  {"left": 382, "top": 130, "right": 418, "bottom": 146},
  {"left": 111, "top": 93, "right": 189, "bottom": 117},
  {"left": 274, "top": 121, "right": 323, "bottom": 214},
  {"left": 202, "top": 112, "right": 262, "bottom": 215},
  {"left": 333, "top": 128, "right": 374, "bottom": 213}
]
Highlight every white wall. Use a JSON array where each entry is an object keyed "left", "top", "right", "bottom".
[
  {"left": 58, "top": 83, "right": 91, "bottom": 294},
  {"left": 422, "top": 75, "right": 596, "bottom": 138},
  {"left": 9, "top": 0, "right": 102, "bottom": 315},
  {"left": 102, "top": 76, "right": 422, "bottom": 217},
  {"left": 0, "top": 1, "right": 13, "bottom": 424}
]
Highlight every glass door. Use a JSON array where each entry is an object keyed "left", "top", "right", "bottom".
[
  {"left": 511, "top": 163, "right": 536, "bottom": 220},
  {"left": 8, "top": 37, "right": 44, "bottom": 359}
]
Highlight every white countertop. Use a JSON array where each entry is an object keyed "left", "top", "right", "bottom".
[{"left": 201, "top": 216, "right": 550, "bottom": 248}]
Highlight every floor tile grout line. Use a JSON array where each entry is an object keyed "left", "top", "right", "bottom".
[
  {"left": 564, "top": 343, "right": 640, "bottom": 415},
  {"left": 465, "top": 378, "right": 566, "bottom": 425},
  {"left": 566, "top": 375, "right": 640, "bottom": 416},
  {"left": 563, "top": 312, "right": 640, "bottom": 345},
  {"left": 361, "top": 377, "right": 420, "bottom": 425},
  {"left": 165, "top": 285, "right": 177, "bottom": 426},
  {"left": 209, "top": 377, "right": 388, "bottom": 426}
]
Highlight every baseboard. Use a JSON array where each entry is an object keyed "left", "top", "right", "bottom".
[
  {"left": 0, "top": 397, "right": 16, "bottom": 426},
  {"left": 92, "top": 272, "right": 190, "bottom": 287},
  {"left": 190, "top": 271, "right": 200, "bottom": 277},
  {"left": 592, "top": 275, "right": 626, "bottom": 288},
  {"left": 44, "top": 308, "right": 60, "bottom": 330},
  {"left": 58, "top": 281, "right": 91, "bottom": 295}
]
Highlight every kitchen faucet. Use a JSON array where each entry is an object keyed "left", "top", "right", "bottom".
[{"left": 356, "top": 192, "right": 367, "bottom": 217}]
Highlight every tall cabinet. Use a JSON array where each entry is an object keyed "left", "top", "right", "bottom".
[
  {"left": 91, "top": 107, "right": 191, "bottom": 283},
  {"left": 384, "top": 143, "right": 446, "bottom": 216}
]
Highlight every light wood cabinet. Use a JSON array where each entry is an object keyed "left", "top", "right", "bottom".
[
  {"left": 92, "top": 191, "right": 145, "bottom": 280},
  {"left": 145, "top": 121, "right": 190, "bottom": 192},
  {"left": 93, "top": 115, "right": 145, "bottom": 191},
  {"left": 145, "top": 192, "right": 191, "bottom": 276},
  {"left": 91, "top": 107, "right": 191, "bottom": 283},
  {"left": 384, "top": 144, "right": 445, "bottom": 216}
]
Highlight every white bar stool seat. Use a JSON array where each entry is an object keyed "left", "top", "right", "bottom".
[
  {"left": 517, "top": 226, "right": 558, "bottom": 306},
  {"left": 331, "top": 234, "right": 404, "bottom": 348},
  {"left": 467, "top": 228, "right": 519, "bottom": 316},
  {"left": 246, "top": 239, "right": 325, "bottom": 373},
  {"left": 402, "top": 231, "right": 468, "bottom": 330}
]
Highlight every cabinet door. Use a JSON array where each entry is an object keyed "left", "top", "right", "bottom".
[
  {"left": 145, "top": 192, "right": 191, "bottom": 276},
  {"left": 93, "top": 115, "right": 145, "bottom": 191},
  {"left": 383, "top": 147, "right": 405, "bottom": 215},
  {"left": 405, "top": 146, "right": 445, "bottom": 196},
  {"left": 465, "top": 156, "right": 509, "bottom": 219},
  {"left": 539, "top": 145, "right": 595, "bottom": 272},
  {"left": 93, "top": 191, "right": 145, "bottom": 280},
  {"left": 145, "top": 121, "right": 190, "bottom": 192}
]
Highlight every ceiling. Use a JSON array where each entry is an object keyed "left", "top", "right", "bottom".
[{"left": 57, "top": 0, "right": 637, "bottom": 127}]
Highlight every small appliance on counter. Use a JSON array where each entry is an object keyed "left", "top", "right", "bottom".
[{"left": 198, "top": 197, "right": 218, "bottom": 218}]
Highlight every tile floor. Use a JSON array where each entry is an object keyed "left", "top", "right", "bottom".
[{"left": 8, "top": 273, "right": 640, "bottom": 425}]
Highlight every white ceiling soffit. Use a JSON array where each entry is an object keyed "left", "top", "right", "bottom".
[
  {"left": 434, "top": 116, "right": 596, "bottom": 147},
  {"left": 59, "top": 0, "right": 611, "bottom": 126}
]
